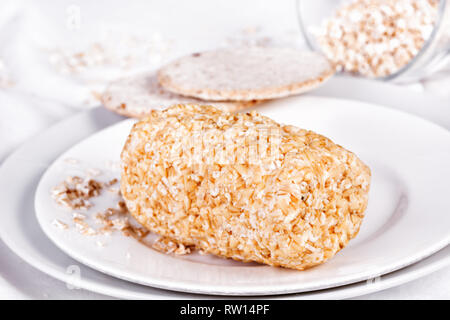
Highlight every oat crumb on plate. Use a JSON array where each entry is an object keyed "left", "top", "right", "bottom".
[
  {"left": 52, "top": 219, "right": 69, "bottom": 230},
  {"left": 51, "top": 173, "right": 151, "bottom": 244},
  {"left": 152, "top": 236, "right": 193, "bottom": 255}
]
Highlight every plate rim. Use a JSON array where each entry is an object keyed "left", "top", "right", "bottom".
[{"left": 34, "top": 95, "right": 450, "bottom": 295}]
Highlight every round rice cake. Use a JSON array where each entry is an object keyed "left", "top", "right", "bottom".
[
  {"left": 157, "top": 47, "right": 335, "bottom": 101},
  {"left": 120, "top": 104, "right": 371, "bottom": 270},
  {"left": 101, "top": 72, "right": 260, "bottom": 118}
]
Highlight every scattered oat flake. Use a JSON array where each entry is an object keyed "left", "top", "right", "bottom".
[
  {"left": 72, "top": 212, "right": 86, "bottom": 220},
  {"left": 47, "top": 31, "right": 172, "bottom": 77},
  {"left": 52, "top": 219, "right": 68, "bottom": 230},
  {"left": 51, "top": 175, "right": 154, "bottom": 248},
  {"left": 152, "top": 236, "right": 193, "bottom": 255},
  {"left": 51, "top": 175, "right": 103, "bottom": 210},
  {"left": 74, "top": 217, "right": 97, "bottom": 236}
]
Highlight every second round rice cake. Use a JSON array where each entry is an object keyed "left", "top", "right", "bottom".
[
  {"left": 101, "top": 72, "right": 260, "bottom": 118},
  {"left": 158, "top": 47, "right": 335, "bottom": 101}
]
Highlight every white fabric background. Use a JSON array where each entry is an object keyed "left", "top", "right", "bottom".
[{"left": 0, "top": 0, "right": 449, "bottom": 299}]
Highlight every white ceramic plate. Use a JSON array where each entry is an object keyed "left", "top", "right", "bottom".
[
  {"left": 34, "top": 94, "right": 450, "bottom": 296},
  {"left": 2, "top": 77, "right": 449, "bottom": 299}
]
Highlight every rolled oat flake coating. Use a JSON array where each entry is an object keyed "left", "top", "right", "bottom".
[{"left": 121, "top": 104, "right": 371, "bottom": 270}]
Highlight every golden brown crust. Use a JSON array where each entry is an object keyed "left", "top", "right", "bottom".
[{"left": 120, "top": 104, "right": 370, "bottom": 270}]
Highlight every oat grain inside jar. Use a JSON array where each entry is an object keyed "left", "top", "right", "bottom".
[{"left": 296, "top": 0, "right": 450, "bottom": 82}]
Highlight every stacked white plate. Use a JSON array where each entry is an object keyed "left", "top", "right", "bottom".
[{"left": 1, "top": 77, "right": 449, "bottom": 299}]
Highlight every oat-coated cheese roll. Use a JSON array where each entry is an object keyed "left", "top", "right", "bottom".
[{"left": 121, "top": 104, "right": 371, "bottom": 270}]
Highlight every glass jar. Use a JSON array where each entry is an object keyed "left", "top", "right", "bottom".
[{"left": 296, "top": 0, "right": 450, "bottom": 83}]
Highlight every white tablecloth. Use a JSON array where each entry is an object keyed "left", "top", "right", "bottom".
[{"left": 0, "top": 0, "right": 449, "bottom": 299}]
